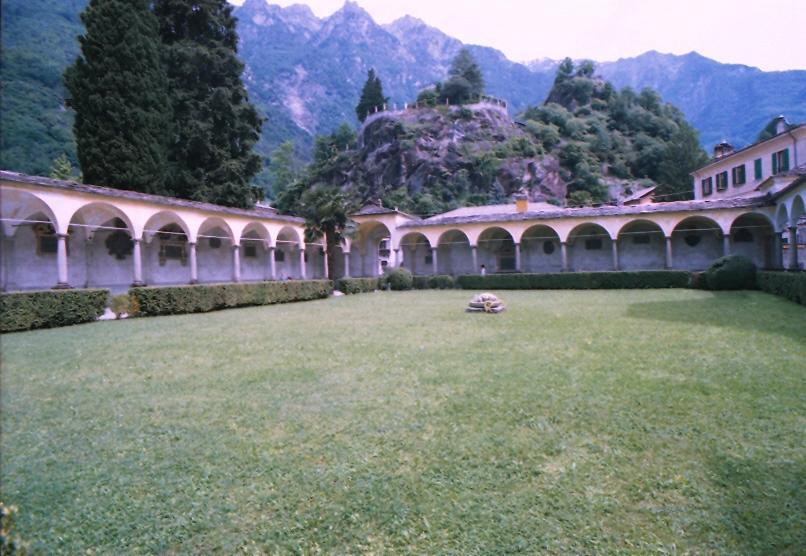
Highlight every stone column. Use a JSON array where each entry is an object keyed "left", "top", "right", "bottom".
[
  {"left": 132, "top": 238, "right": 145, "bottom": 286},
  {"left": 322, "top": 247, "right": 329, "bottom": 279},
  {"left": 343, "top": 252, "right": 350, "bottom": 278},
  {"left": 431, "top": 247, "right": 438, "bottom": 275},
  {"left": 0, "top": 236, "right": 8, "bottom": 291},
  {"left": 397, "top": 248, "right": 404, "bottom": 268},
  {"left": 188, "top": 242, "right": 198, "bottom": 284},
  {"left": 789, "top": 226, "right": 799, "bottom": 270},
  {"left": 84, "top": 237, "right": 93, "bottom": 288},
  {"left": 773, "top": 232, "right": 784, "bottom": 269},
  {"left": 232, "top": 245, "right": 241, "bottom": 282},
  {"left": 723, "top": 234, "right": 731, "bottom": 257},
  {"left": 54, "top": 233, "right": 71, "bottom": 289},
  {"left": 611, "top": 240, "right": 619, "bottom": 271},
  {"left": 514, "top": 243, "right": 522, "bottom": 272},
  {"left": 471, "top": 245, "right": 479, "bottom": 273},
  {"left": 393, "top": 248, "right": 401, "bottom": 268},
  {"left": 268, "top": 246, "right": 277, "bottom": 280},
  {"left": 560, "top": 241, "right": 568, "bottom": 272},
  {"left": 360, "top": 252, "right": 366, "bottom": 277},
  {"left": 299, "top": 247, "right": 307, "bottom": 279},
  {"left": 665, "top": 237, "right": 673, "bottom": 269}
]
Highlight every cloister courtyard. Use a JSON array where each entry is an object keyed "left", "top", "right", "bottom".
[{"left": 2, "top": 289, "right": 804, "bottom": 554}]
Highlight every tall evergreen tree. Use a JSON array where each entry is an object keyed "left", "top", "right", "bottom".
[
  {"left": 657, "top": 123, "right": 709, "bottom": 200},
  {"left": 448, "top": 48, "right": 484, "bottom": 97},
  {"left": 64, "top": 0, "right": 171, "bottom": 193},
  {"left": 355, "top": 69, "right": 387, "bottom": 122},
  {"left": 154, "top": 0, "right": 263, "bottom": 208}
]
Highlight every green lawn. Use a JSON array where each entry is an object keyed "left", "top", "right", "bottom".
[{"left": 2, "top": 289, "right": 805, "bottom": 554}]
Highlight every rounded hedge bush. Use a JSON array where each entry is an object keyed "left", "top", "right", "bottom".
[
  {"left": 705, "top": 255, "right": 757, "bottom": 290},
  {"left": 381, "top": 267, "right": 413, "bottom": 290}
]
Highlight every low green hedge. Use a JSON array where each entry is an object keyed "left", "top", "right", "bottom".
[
  {"left": 757, "top": 271, "right": 806, "bottom": 305},
  {"left": 413, "top": 275, "right": 456, "bottom": 289},
  {"left": 1, "top": 288, "right": 109, "bottom": 332},
  {"left": 334, "top": 277, "right": 378, "bottom": 294},
  {"left": 456, "top": 271, "right": 692, "bottom": 290},
  {"left": 130, "top": 280, "right": 332, "bottom": 316}
]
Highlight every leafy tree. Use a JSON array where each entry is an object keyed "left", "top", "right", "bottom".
[
  {"left": 440, "top": 76, "right": 473, "bottom": 105},
  {"left": 355, "top": 68, "right": 388, "bottom": 122},
  {"left": 64, "top": 0, "right": 171, "bottom": 194},
  {"left": 297, "top": 185, "right": 354, "bottom": 279},
  {"left": 268, "top": 140, "right": 301, "bottom": 198},
  {"left": 448, "top": 48, "right": 484, "bottom": 97},
  {"left": 554, "top": 57, "right": 574, "bottom": 84},
  {"left": 154, "top": 0, "right": 263, "bottom": 208},
  {"left": 657, "top": 123, "right": 708, "bottom": 200},
  {"left": 49, "top": 153, "right": 77, "bottom": 180}
]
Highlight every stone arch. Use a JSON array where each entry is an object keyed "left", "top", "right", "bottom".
[
  {"left": 671, "top": 216, "right": 723, "bottom": 270},
  {"left": 142, "top": 211, "right": 191, "bottom": 286},
  {"left": 197, "top": 217, "right": 235, "bottom": 244},
  {"left": 477, "top": 227, "right": 516, "bottom": 273},
  {"left": 436, "top": 229, "right": 472, "bottom": 276},
  {"left": 0, "top": 189, "right": 63, "bottom": 290},
  {"left": 275, "top": 226, "right": 303, "bottom": 279},
  {"left": 567, "top": 223, "right": 613, "bottom": 271},
  {"left": 353, "top": 221, "right": 392, "bottom": 277},
  {"left": 617, "top": 220, "right": 666, "bottom": 270},
  {"left": 521, "top": 224, "right": 562, "bottom": 272},
  {"left": 399, "top": 232, "right": 432, "bottom": 275},
  {"left": 730, "top": 212, "right": 774, "bottom": 268},
  {"left": 143, "top": 211, "right": 191, "bottom": 241},
  {"left": 776, "top": 203, "right": 790, "bottom": 232},
  {"left": 791, "top": 194, "right": 805, "bottom": 227}
]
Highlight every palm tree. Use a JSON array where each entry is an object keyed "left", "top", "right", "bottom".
[{"left": 298, "top": 185, "right": 355, "bottom": 279}]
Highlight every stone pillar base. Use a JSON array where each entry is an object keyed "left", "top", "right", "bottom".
[
  {"left": 131, "top": 281, "right": 146, "bottom": 287},
  {"left": 189, "top": 279, "right": 199, "bottom": 285},
  {"left": 52, "top": 282, "right": 72, "bottom": 290}
]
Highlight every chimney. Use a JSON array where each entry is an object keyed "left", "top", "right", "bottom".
[
  {"left": 713, "top": 141, "right": 734, "bottom": 159},
  {"left": 514, "top": 191, "right": 528, "bottom": 213},
  {"left": 774, "top": 115, "right": 788, "bottom": 135}
]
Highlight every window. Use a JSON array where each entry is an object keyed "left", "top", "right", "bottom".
[
  {"left": 542, "top": 240, "right": 555, "bottom": 254},
  {"left": 754, "top": 158, "right": 762, "bottom": 180},
  {"left": 208, "top": 237, "right": 222, "bottom": 249},
  {"left": 584, "top": 238, "right": 602, "bottom": 250},
  {"left": 734, "top": 229, "right": 753, "bottom": 243},
  {"left": 701, "top": 177, "right": 713, "bottom": 196},
  {"left": 424, "top": 253, "right": 433, "bottom": 265},
  {"left": 274, "top": 249, "right": 285, "bottom": 262},
  {"left": 34, "top": 223, "right": 59, "bottom": 255},
  {"left": 632, "top": 234, "right": 651, "bottom": 244},
  {"left": 684, "top": 234, "right": 701, "bottom": 247},
  {"left": 719, "top": 171, "right": 730, "bottom": 189},
  {"left": 772, "top": 149, "right": 790, "bottom": 174},
  {"left": 243, "top": 244, "right": 257, "bottom": 258},
  {"left": 731, "top": 164, "right": 746, "bottom": 186}
]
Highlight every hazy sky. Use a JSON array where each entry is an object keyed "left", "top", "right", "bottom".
[{"left": 229, "top": 0, "right": 805, "bottom": 71}]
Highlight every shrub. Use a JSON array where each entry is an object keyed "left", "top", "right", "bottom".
[
  {"left": 1, "top": 289, "right": 109, "bottom": 333},
  {"left": 756, "top": 271, "right": 806, "bottom": 305},
  {"left": 334, "top": 277, "right": 378, "bottom": 295},
  {"left": 412, "top": 275, "right": 455, "bottom": 289},
  {"left": 110, "top": 294, "right": 138, "bottom": 319},
  {"left": 380, "top": 267, "right": 413, "bottom": 291},
  {"left": 455, "top": 271, "right": 692, "bottom": 290},
  {"left": 129, "top": 280, "right": 332, "bottom": 317},
  {"left": 704, "top": 255, "right": 757, "bottom": 290}
]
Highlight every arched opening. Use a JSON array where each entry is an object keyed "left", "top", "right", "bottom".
[
  {"left": 521, "top": 225, "right": 561, "bottom": 273},
  {"left": 477, "top": 227, "right": 516, "bottom": 274},
  {"left": 68, "top": 203, "right": 136, "bottom": 291},
  {"left": 0, "top": 190, "right": 61, "bottom": 290},
  {"left": 730, "top": 213, "right": 773, "bottom": 268},
  {"left": 437, "top": 229, "right": 472, "bottom": 275},
  {"left": 143, "top": 211, "right": 191, "bottom": 285},
  {"left": 240, "top": 223, "right": 271, "bottom": 282},
  {"left": 671, "top": 216, "right": 723, "bottom": 270},
  {"left": 197, "top": 218, "right": 235, "bottom": 284},
  {"left": 786, "top": 195, "right": 805, "bottom": 269},
  {"left": 617, "top": 220, "right": 665, "bottom": 270},
  {"left": 305, "top": 240, "right": 327, "bottom": 280},
  {"left": 276, "top": 227, "right": 302, "bottom": 280},
  {"left": 351, "top": 221, "right": 391, "bottom": 277},
  {"left": 567, "top": 223, "right": 613, "bottom": 271},
  {"left": 399, "top": 232, "right": 432, "bottom": 275}
]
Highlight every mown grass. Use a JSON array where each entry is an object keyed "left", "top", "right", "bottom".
[{"left": 1, "top": 289, "right": 805, "bottom": 554}]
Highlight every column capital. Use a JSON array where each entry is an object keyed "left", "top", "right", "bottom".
[
  {"left": 187, "top": 241, "right": 196, "bottom": 247},
  {"left": 56, "top": 232, "right": 70, "bottom": 239}
]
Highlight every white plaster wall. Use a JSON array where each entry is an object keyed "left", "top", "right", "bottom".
[
  {"left": 198, "top": 240, "right": 232, "bottom": 283},
  {"left": 4, "top": 226, "right": 58, "bottom": 290},
  {"left": 568, "top": 237, "right": 614, "bottom": 271},
  {"left": 241, "top": 245, "right": 269, "bottom": 281},
  {"left": 438, "top": 242, "right": 474, "bottom": 275},
  {"left": 84, "top": 229, "right": 136, "bottom": 289},
  {"left": 274, "top": 245, "right": 299, "bottom": 280},
  {"left": 617, "top": 235, "right": 666, "bottom": 270},
  {"left": 671, "top": 232, "right": 722, "bottom": 270},
  {"left": 521, "top": 239, "right": 563, "bottom": 272},
  {"left": 144, "top": 240, "right": 191, "bottom": 285},
  {"left": 730, "top": 234, "right": 771, "bottom": 268}
]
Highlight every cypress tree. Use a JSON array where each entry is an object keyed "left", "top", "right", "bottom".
[
  {"left": 64, "top": 0, "right": 171, "bottom": 194},
  {"left": 448, "top": 48, "right": 484, "bottom": 97},
  {"left": 154, "top": 0, "right": 263, "bottom": 208},
  {"left": 356, "top": 68, "right": 387, "bottom": 122}
]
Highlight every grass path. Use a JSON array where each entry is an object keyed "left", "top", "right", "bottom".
[{"left": 2, "top": 289, "right": 805, "bottom": 554}]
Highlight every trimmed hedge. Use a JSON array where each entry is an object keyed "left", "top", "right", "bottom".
[
  {"left": 413, "top": 275, "right": 456, "bottom": 289},
  {"left": 380, "top": 267, "right": 414, "bottom": 290},
  {"left": 130, "top": 280, "right": 332, "bottom": 316},
  {"left": 334, "top": 277, "right": 378, "bottom": 294},
  {"left": 704, "top": 255, "right": 757, "bottom": 290},
  {"left": 1, "top": 289, "right": 109, "bottom": 332},
  {"left": 757, "top": 271, "right": 806, "bottom": 305},
  {"left": 456, "top": 271, "right": 692, "bottom": 290}
]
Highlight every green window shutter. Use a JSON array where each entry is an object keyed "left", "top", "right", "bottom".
[
  {"left": 782, "top": 149, "right": 790, "bottom": 171},
  {"left": 772, "top": 153, "right": 778, "bottom": 174},
  {"left": 754, "top": 158, "right": 762, "bottom": 180}
]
